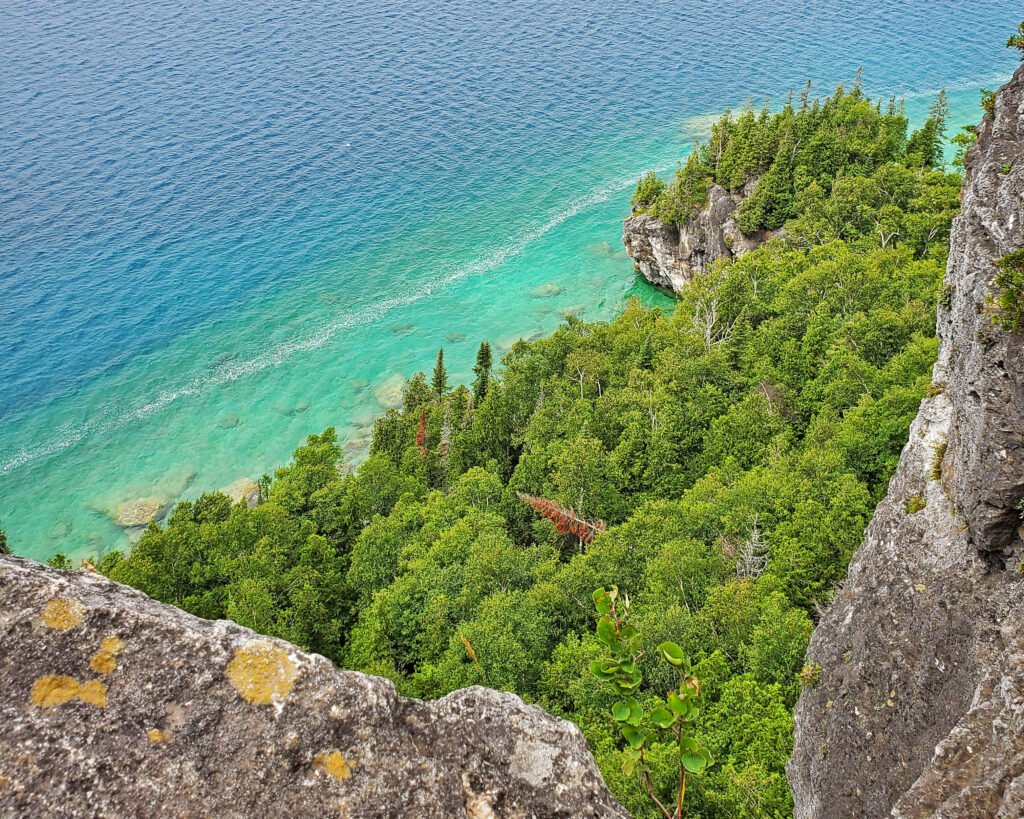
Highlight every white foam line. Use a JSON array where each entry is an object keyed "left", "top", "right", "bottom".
[{"left": 0, "top": 168, "right": 658, "bottom": 478}]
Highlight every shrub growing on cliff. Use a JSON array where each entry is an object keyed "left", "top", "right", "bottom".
[
  {"left": 1008, "top": 21, "right": 1024, "bottom": 58},
  {"left": 989, "top": 249, "right": 1024, "bottom": 333}
]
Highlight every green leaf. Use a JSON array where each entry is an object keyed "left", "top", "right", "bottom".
[
  {"left": 624, "top": 697, "right": 643, "bottom": 726},
  {"left": 592, "top": 588, "right": 612, "bottom": 615},
  {"left": 682, "top": 752, "right": 708, "bottom": 773},
  {"left": 668, "top": 692, "right": 689, "bottom": 716},
  {"left": 650, "top": 707, "right": 675, "bottom": 728},
  {"left": 611, "top": 701, "right": 631, "bottom": 721},
  {"left": 596, "top": 617, "right": 618, "bottom": 647},
  {"left": 658, "top": 641, "right": 686, "bottom": 667},
  {"left": 621, "top": 725, "right": 646, "bottom": 750},
  {"left": 589, "top": 660, "right": 615, "bottom": 681}
]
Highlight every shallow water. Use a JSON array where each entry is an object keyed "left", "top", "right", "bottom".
[{"left": 1, "top": 1, "right": 1020, "bottom": 559}]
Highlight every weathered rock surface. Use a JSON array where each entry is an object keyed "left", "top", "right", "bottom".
[
  {"left": 111, "top": 497, "right": 166, "bottom": 528},
  {"left": 788, "top": 65, "right": 1024, "bottom": 818},
  {"left": 0, "top": 556, "right": 626, "bottom": 818},
  {"left": 622, "top": 180, "right": 765, "bottom": 293},
  {"left": 219, "top": 477, "right": 261, "bottom": 508}
]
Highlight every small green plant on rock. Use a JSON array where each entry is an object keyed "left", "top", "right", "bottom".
[
  {"left": 799, "top": 661, "right": 822, "bottom": 689},
  {"left": 930, "top": 437, "right": 948, "bottom": 481},
  {"left": 981, "top": 89, "right": 997, "bottom": 120},
  {"left": 904, "top": 495, "right": 927, "bottom": 514},
  {"left": 988, "top": 250, "right": 1024, "bottom": 334},
  {"left": 631, "top": 171, "right": 667, "bottom": 214},
  {"left": 590, "top": 586, "right": 713, "bottom": 819}
]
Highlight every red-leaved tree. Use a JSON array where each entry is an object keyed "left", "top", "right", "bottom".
[{"left": 516, "top": 492, "right": 607, "bottom": 548}]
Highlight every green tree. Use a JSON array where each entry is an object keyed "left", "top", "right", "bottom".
[
  {"left": 432, "top": 348, "right": 449, "bottom": 396},
  {"left": 472, "top": 341, "right": 493, "bottom": 401},
  {"left": 0, "top": 529, "right": 9, "bottom": 556}
]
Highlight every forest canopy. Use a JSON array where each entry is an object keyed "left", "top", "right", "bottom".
[{"left": 86, "top": 84, "right": 963, "bottom": 817}]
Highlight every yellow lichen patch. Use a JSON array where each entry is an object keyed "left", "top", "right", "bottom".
[
  {"left": 225, "top": 641, "right": 298, "bottom": 705},
  {"left": 39, "top": 598, "right": 85, "bottom": 631},
  {"left": 30, "top": 675, "right": 107, "bottom": 708},
  {"left": 90, "top": 636, "right": 125, "bottom": 675},
  {"left": 315, "top": 750, "right": 353, "bottom": 781},
  {"left": 147, "top": 728, "right": 173, "bottom": 744},
  {"left": 77, "top": 680, "right": 107, "bottom": 708},
  {"left": 31, "top": 675, "right": 80, "bottom": 707}
]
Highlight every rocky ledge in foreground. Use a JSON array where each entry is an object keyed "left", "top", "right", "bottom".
[
  {"left": 621, "top": 179, "right": 766, "bottom": 293},
  {"left": 0, "top": 556, "right": 626, "bottom": 818},
  {"left": 788, "top": 65, "right": 1024, "bottom": 818}
]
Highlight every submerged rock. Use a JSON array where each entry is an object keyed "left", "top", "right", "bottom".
[
  {"left": 789, "top": 65, "right": 1024, "bottom": 819},
  {"left": 0, "top": 556, "right": 626, "bottom": 817},
  {"left": 528, "top": 282, "right": 565, "bottom": 298},
  {"left": 216, "top": 413, "right": 241, "bottom": 429},
  {"left": 374, "top": 374, "right": 407, "bottom": 410},
  {"left": 111, "top": 498, "right": 166, "bottom": 528},
  {"left": 219, "top": 478, "right": 260, "bottom": 508},
  {"left": 622, "top": 180, "right": 766, "bottom": 293}
]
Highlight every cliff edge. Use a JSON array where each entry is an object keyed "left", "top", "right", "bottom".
[
  {"left": 0, "top": 555, "right": 626, "bottom": 818},
  {"left": 788, "top": 66, "right": 1024, "bottom": 817},
  {"left": 622, "top": 179, "right": 765, "bottom": 293}
]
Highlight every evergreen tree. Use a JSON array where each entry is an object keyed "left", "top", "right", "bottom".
[
  {"left": 0, "top": 528, "right": 9, "bottom": 556},
  {"left": 432, "top": 348, "right": 448, "bottom": 397},
  {"left": 472, "top": 341, "right": 493, "bottom": 401}
]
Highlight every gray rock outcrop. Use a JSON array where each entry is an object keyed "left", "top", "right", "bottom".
[
  {"left": 0, "top": 555, "right": 626, "bottom": 818},
  {"left": 622, "top": 180, "right": 764, "bottom": 293},
  {"left": 788, "top": 65, "right": 1024, "bottom": 818}
]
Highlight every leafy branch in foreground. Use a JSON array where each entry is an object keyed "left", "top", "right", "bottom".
[{"left": 591, "top": 586, "right": 713, "bottom": 819}]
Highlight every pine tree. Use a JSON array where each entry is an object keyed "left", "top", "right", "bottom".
[
  {"left": 432, "top": 348, "right": 448, "bottom": 397},
  {"left": 472, "top": 341, "right": 493, "bottom": 401}
]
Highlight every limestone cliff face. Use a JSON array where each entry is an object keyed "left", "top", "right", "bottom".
[
  {"left": 0, "top": 556, "right": 627, "bottom": 818},
  {"left": 788, "top": 66, "right": 1024, "bottom": 818},
  {"left": 621, "top": 179, "right": 764, "bottom": 293}
]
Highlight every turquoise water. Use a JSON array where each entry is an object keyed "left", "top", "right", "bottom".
[{"left": 1, "top": 2, "right": 1020, "bottom": 560}]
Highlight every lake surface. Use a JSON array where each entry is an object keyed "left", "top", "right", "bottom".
[{"left": 1, "top": 1, "right": 1020, "bottom": 560}]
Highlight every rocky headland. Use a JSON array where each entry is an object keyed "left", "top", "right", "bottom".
[{"left": 622, "top": 178, "right": 767, "bottom": 293}]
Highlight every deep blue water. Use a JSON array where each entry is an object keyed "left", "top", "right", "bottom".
[{"left": 0, "top": 1, "right": 1020, "bottom": 558}]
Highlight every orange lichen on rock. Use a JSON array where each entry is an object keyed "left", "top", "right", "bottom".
[
  {"left": 90, "top": 636, "right": 125, "bottom": 675},
  {"left": 315, "top": 750, "right": 354, "bottom": 781},
  {"left": 30, "top": 675, "right": 106, "bottom": 708},
  {"left": 39, "top": 598, "right": 85, "bottom": 631},
  {"left": 225, "top": 641, "right": 299, "bottom": 705},
  {"left": 77, "top": 680, "right": 108, "bottom": 707}
]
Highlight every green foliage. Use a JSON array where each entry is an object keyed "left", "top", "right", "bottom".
[
  {"left": 1007, "top": 21, "right": 1024, "bottom": 58},
  {"left": 101, "top": 89, "right": 961, "bottom": 814},
  {"left": 930, "top": 437, "right": 948, "bottom": 481},
  {"left": 981, "top": 88, "right": 997, "bottom": 120},
  {"left": 798, "top": 661, "right": 822, "bottom": 689},
  {"left": 0, "top": 528, "right": 9, "bottom": 556},
  {"left": 640, "top": 83, "right": 919, "bottom": 233},
  {"left": 950, "top": 126, "right": 976, "bottom": 170},
  {"left": 904, "top": 495, "right": 926, "bottom": 514},
  {"left": 46, "top": 553, "right": 73, "bottom": 571},
  {"left": 989, "top": 250, "right": 1024, "bottom": 333},
  {"left": 472, "top": 341, "right": 493, "bottom": 401},
  {"left": 432, "top": 348, "right": 449, "bottom": 396},
  {"left": 632, "top": 171, "right": 667, "bottom": 213},
  {"left": 591, "top": 587, "right": 712, "bottom": 818}
]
